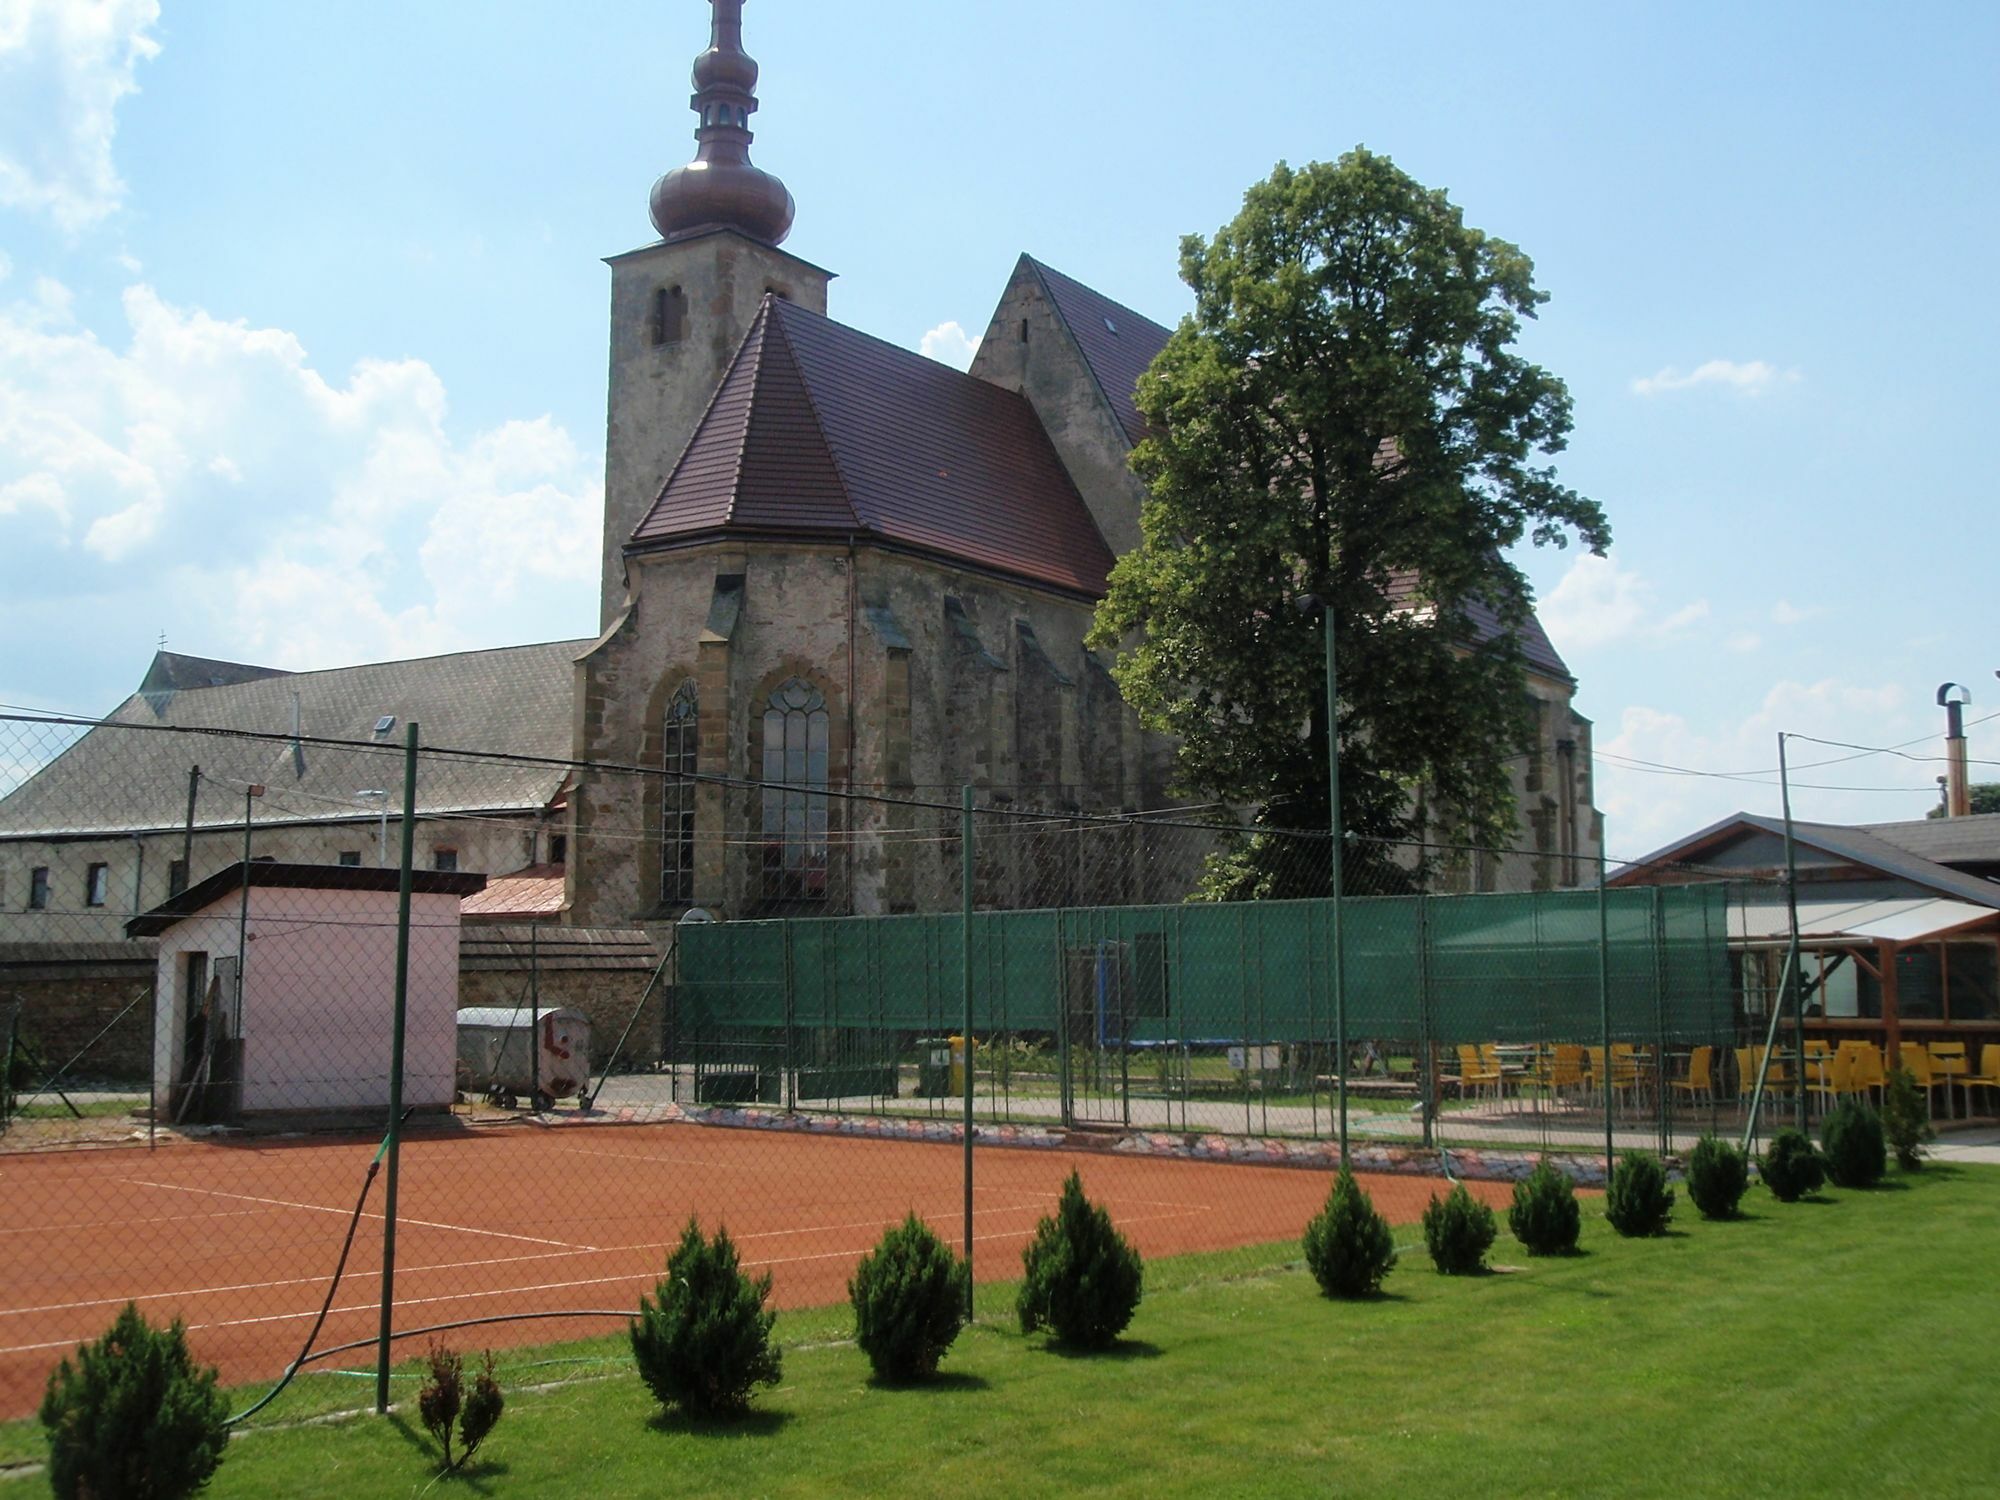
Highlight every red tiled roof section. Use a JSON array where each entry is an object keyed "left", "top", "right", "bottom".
[
  {"left": 1027, "top": 257, "right": 1173, "bottom": 448},
  {"left": 632, "top": 297, "right": 1114, "bottom": 597},
  {"left": 461, "top": 863, "right": 566, "bottom": 919},
  {"left": 1384, "top": 571, "right": 1573, "bottom": 683}
]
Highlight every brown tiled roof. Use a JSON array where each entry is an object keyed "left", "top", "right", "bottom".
[
  {"left": 461, "top": 863, "right": 567, "bottom": 919},
  {"left": 1027, "top": 257, "right": 1172, "bottom": 448},
  {"left": 631, "top": 298, "right": 1115, "bottom": 597}
]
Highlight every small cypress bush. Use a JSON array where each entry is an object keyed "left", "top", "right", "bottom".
[
  {"left": 1421, "top": 1182, "right": 1497, "bottom": 1275},
  {"left": 630, "top": 1219, "right": 781, "bottom": 1419},
  {"left": 1880, "top": 1067, "right": 1934, "bottom": 1171},
  {"left": 1604, "top": 1149, "right": 1674, "bottom": 1237},
  {"left": 1302, "top": 1167, "right": 1396, "bottom": 1298},
  {"left": 1685, "top": 1136, "right": 1750, "bottom": 1221},
  {"left": 1017, "top": 1172, "right": 1143, "bottom": 1349},
  {"left": 1820, "top": 1099, "right": 1887, "bottom": 1188},
  {"left": 417, "top": 1344, "right": 503, "bottom": 1474},
  {"left": 1508, "top": 1159, "right": 1582, "bottom": 1256},
  {"left": 1761, "top": 1128, "right": 1825, "bottom": 1202},
  {"left": 849, "top": 1212, "right": 968, "bottom": 1382},
  {"left": 39, "top": 1302, "right": 229, "bottom": 1500}
]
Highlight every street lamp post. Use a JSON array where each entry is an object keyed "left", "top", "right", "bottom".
[{"left": 357, "top": 790, "right": 389, "bottom": 864}]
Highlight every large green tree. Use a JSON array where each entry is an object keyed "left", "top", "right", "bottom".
[{"left": 1089, "top": 150, "right": 1610, "bottom": 897}]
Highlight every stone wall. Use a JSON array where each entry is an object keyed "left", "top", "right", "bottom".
[
  {"left": 0, "top": 943, "right": 156, "bottom": 1085},
  {"left": 458, "top": 923, "right": 666, "bottom": 1074}
]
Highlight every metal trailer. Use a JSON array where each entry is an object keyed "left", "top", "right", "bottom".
[{"left": 455, "top": 1006, "right": 591, "bottom": 1111}]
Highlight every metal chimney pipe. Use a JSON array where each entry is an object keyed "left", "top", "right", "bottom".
[{"left": 1938, "top": 682, "right": 1971, "bottom": 818}]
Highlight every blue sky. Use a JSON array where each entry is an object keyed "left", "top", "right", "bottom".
[{"left": 1, "top": 0, "right": 1995, "bottom": 858}]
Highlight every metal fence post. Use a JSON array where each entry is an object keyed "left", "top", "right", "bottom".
[
  {"left": 960, "top": 786, "right": 974, "bottom": 1320},
  {"left": 1417, "top": 892, "right": 1435, "bottom": 1150},
  {"left": 1598, "top": 847, "right": 1613, "bottom": 1180},
  {"left": 375, "top": 721, "right": 419, "bottom": 1415}
]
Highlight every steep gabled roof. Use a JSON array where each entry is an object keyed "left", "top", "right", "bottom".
[
  {"left": 631, "top": 297, "right": 1114, "bottom": 597},
  {"left": 1026, "top": 257, "right": 1172, "bottom": 448}
]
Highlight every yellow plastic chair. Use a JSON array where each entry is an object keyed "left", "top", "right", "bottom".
[
  {"left": 1805, "top": 1048, "right": 1860, "bottom": 1114},
  {"left": 1846, "top": 1041, "right": 1886, "bottom": 1106},
  {"left": 1669, "top": 1045, "right": 1715, "bottom": 1109},
  {"left": 1479, "top": 1043, "right": 1510, "bottom": 1105},
  {"left": 1456, "top": 1044, "right": 1501, "bottom": 1104},
  {"left": 1547, "top": 1043, "right": 1588, "bottom": 1105},
  {"left": 1898, "top": 1043, "right": 1941, "bottom": 1116}
]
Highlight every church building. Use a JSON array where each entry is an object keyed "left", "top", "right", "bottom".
[{"left": 0, "top": 0, "right": 1602, "bottom": 943}]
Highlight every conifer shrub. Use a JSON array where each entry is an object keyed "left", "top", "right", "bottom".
[
  {"left": 1508, "top": 1159, "right": 1582, "bottom": 1256},
  {"left": 849, "top": 1212, "right": 969, "bottom": 1382},
  {"left": 38, "top": 1302, "right": 229, "bottom": 1500},
  {"left": 1820, "top": 1099, "right": 1887, "bottom": 1189},
  {"left": 1604, "top": 1149, "right": 1674, "bottom": 1237},
  {"left": 1880, "top": 1067, "right": 1934, "bottom": 1171},
  {"left": 417, "top": 1344, "right": 504, "bottom": 1474},
  {"left": 1761, "top": 1128, "right": 1824, "bottom": 1202},
  {"left": 1017, "top": 1172, "right": 1143, "bottom": 1349},
  {"left": 1685, "top": 1135, "right": 1750, "bottom": 1220},
  {"left": 1302, "top": 1167, "right": 1396, "bottom": 1298},
  {"left": 630, "top": 1219, "right": 781, "bottom": 1419},
  {"left": 1420, "top": 1181, "right": 1497, "bottom": 1275}
]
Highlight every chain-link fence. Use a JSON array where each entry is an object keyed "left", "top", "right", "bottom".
[{"left": 0, "top": 711, "right": 1791, "bottom": 1424}]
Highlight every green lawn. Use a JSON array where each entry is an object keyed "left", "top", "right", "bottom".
[{"left": 7, "top": 1164, "right": 1995, "bottom": 1498}]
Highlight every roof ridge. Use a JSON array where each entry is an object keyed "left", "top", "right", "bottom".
[
  {"left": 719, "top": 299, "right": 775, "bottom": 528},
  {"left": 764, "top": 298, "right": 863, "bottom": 529}
]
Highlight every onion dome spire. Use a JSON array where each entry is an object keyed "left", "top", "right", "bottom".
[{"left": 648, "top": 0, "right": 795, "bottom": 247}]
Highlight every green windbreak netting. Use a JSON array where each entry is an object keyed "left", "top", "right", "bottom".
[{"left": 674, "top": 885, "right": 1734, "bottom": 1067}]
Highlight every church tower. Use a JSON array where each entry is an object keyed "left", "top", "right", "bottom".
[{"left": 599, "top": 0, "right": 833, "bottom": 627}]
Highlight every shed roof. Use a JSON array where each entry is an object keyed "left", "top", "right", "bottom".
[
  {"left": 1855, "top": 812, "right": 2000, "bottom": 866},
  {"left": 461, "top": 863, "right": 567, "bottom": 919},
  {"left": 631, "top": 297, "right": 1115, "bottom": 597},
  {"left": 1729, "top": 895, "right": 1998, "bottom": 946},
  {"left": 126, "top": 860, "right": 487, "bottom": 937},
  {"left": 0, "top": 640, "right": 584, "bottom": 841}
]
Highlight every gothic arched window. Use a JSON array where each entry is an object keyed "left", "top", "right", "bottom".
[
  {"left": 760, "top": 678, "right": 828, "bottom": 902},
  {"left": 660, "top": 680, "right": 698, "bottom": 904}
]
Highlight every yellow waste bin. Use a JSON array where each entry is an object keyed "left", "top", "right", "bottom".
[{"left": 949, "top": 1034, "right": 976, "bottom": 1094}]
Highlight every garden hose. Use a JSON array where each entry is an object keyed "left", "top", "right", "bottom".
[{"left": 225, "top": 1126, "right": 394, "bottom": 1426}]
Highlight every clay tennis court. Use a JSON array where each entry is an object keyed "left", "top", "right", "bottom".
[{"left": 0, "top": 1119, "right": 1498, "bottom": 1418}]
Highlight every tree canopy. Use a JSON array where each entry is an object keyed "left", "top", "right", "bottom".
[
  {"left": 1927, "top": 784, "right": 2000, "bottom": 818},
  {"left": 1088, "top": 149, "right": 1609, "bottom": 896}
]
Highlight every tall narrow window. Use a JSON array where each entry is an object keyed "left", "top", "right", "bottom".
[
  {"left": 85, "top": 862, "right": 109, "bottom": 907},
  {"left": 28, "top": 866, "right": 50, "bottom": 910},
  {"left": 760, "top": 678, "right": 829, "bottom": 902},
  {"left": 650, "top": 285, "right": 687, "bottom": 346},
  {"left": 661, "top": 680, "right": 699, "bottom": 904}
]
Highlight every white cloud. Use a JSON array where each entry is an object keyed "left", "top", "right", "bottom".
[
  {"left": 1630, "top": 359, "right": 1800, "bottom": 398},
  {"left": 0, "top": 0, "right": 161, "bottom": 231},
  {"left": 0, "top": 275, "right": 600, "bottom": 695},
  {"left": 1770, "top": 598, "right": 1821, "bottom": 626},
  {"left": 918, "top": 320, "right": 980, "bottom": 371},
  {"left": 1599, "top": 678, "right": 1925, "bottom": 860},
  {"left": 1727, "top": 631, "right": 1762, "bottom": 654},
  {"left": 0, "top": 248, "right": 11, "bottom": 281},
  {"left": 1537, "top": 553, "right": 1708, "bottom": 651}
]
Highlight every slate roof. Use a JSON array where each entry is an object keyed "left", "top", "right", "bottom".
[
  {"left": 0, "top": 641, "right": 585, "bottom": 840},
  {"left": 1026, "top": 256, "right": 1173, "bottom": 448},
  {"left": 1857, "top": 812, "right": 2000, "bottom": 867},
  {"left": 1610, "top": 812, "right": 2000, "bottom": 910},
  {"left": 631, "top": 296, "right": 1115, "bottom": 597}
]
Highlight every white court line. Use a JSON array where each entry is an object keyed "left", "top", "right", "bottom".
[
  {"left": 0, "top": 1208, "right": 271, "bottom": 1238},
  {"left": 0, "top": 1207, "right": 1206, "bottom": 1359},
  {"left": 120, "top": 1179, "right": 599, "bottom": 1252}
]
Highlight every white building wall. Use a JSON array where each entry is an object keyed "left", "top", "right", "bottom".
[{"left": 151, "top": 885, "right": 461, "bottom": 1113}]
